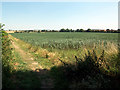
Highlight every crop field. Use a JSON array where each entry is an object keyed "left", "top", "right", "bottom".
[
  {"left": 11, "top": 32, "right": 118, "bottom": 50},
  {"left": 2, "top": 1, "right": 120, "bottom": 89},
  {"left": 10, "top": 32, "right": 119, "bottom": 63},
  {"left": 2, "top": 31, "right": 120, "bottom": 88}
]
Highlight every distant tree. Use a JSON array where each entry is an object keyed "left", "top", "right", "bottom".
[
  {"left": 110, "top": 29, "right": 113, "bottom": 33},
  {"left": 60, "top": 28, "right": 65, "bottom": 32},
  {"left": 86, "top": 28, "right": 92, "bottom": 32},
  {"left": 80, "top": 29, "right": 84, "bottom": 32},
  {"left": 38, "top": 30, "right": 41, "bottom": 33},
  {"left": 15, "top": 30, "right": 19, "bottom": 33},
  {"left": 70, "top": 29, "right": 74, "bottom": 32},
  {"left": 94, "top": 30, "right": 98, "bottom": 32},
  {"left": 106, "top": 29, "right": 111, "bottom": 33},
  {"left": 52, "top": 30, "right": 55, "bottom": 32},
  {"left": 66, "top": 28, "right": 69, "bottom": 32},
  {"left": 41, "top": 30, "right": 45, "bottom": 32},
  {"left": 100, "top": 30, "right": 105, "bottom": 33},
  {"left": 76, "top": 29, "right": 80, "bottom": 32},
  {"left": 24, "top": 30, "right": 28, "bottom": 33}
]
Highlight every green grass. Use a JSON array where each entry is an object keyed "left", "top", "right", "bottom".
[
  {"left": 12, "top": 49, "right": 28, "bottom": 70},
  {"left": 12, "top": 39, "right": 54, "bottom": 69},
  {"left": 9, "top": 32, "right": 120, "bottom": 88},
  {"left": 33, "top": 53, "right": 54, "bottom": 69},
  {"left": 8, "top": 45, "right": 42, "bottom": 89}
]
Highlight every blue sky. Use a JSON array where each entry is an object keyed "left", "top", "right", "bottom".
[{"left": 2, "top": 2, "right": 118, "bottom": 30}]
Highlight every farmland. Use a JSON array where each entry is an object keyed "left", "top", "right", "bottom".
[
  {"left": 10, "top": 32, "right": 119, "bottom": 63},
  {"left": 2, "top": 1, "right": 120, "bottom": 89},
  {"left": 10, "top": 32, "right": 118, "bottom": 50},
  {"left": 2, "top": 31, "right": 120, "bottom": 88}
]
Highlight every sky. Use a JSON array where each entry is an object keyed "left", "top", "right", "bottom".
[{"left": 2, "top": 2, "right": 118, "bottom": 30}]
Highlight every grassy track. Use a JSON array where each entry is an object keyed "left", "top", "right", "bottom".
[
  {"left": 6, "top": 32, "right": 120, "bottom": 88},
  {"left": 8, "top": 35, "right": 55, "bottom": 88}
]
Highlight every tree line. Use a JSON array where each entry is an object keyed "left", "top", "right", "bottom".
[
  {"left": 9, "top": 28, "right": 119, "bottom": 33},
  {"left": 59, "top": 28, "right": 119, "bottom": 33}
]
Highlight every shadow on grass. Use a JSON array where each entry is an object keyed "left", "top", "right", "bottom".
[
  {"left": 3, "top": 70, "right": 41, "bottom": 89},
  {"left": 2, "top": 65, "right": 120, "bottom": 89},
  {"left": 2, "top": 50, "right": 120, "bottom": 89}
]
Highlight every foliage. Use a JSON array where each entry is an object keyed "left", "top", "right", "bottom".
[
  {"left": 57, "top": 50, "right": 120, "bottom": 88},
  {"left": 13, "top": 28, "right": 118, "bottom": 33},
  {"left": 1, "top": 24, "right": 14, "bottom": 88}
]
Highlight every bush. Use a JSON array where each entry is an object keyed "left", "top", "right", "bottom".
[
  {"left": 1, "top": 28, "right": 13, "bottom": 88},
  {"left": 58, "top": 50, "right": 120, "bottom": 88}
]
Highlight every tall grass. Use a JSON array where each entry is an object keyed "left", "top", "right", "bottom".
[{"left": 53, "top": 49, "right": 120, "bottom": 88}]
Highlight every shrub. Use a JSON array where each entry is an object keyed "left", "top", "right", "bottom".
[{"left": 58, "top": 50, "right": 119, "bottom": 88}]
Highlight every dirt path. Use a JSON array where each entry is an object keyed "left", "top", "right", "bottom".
[
  {"left": 12, "top": 41, "right": 43, "bottom": 70},
  {"left": 10, "top": 35, "right": 54, "bottom": 88}
]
